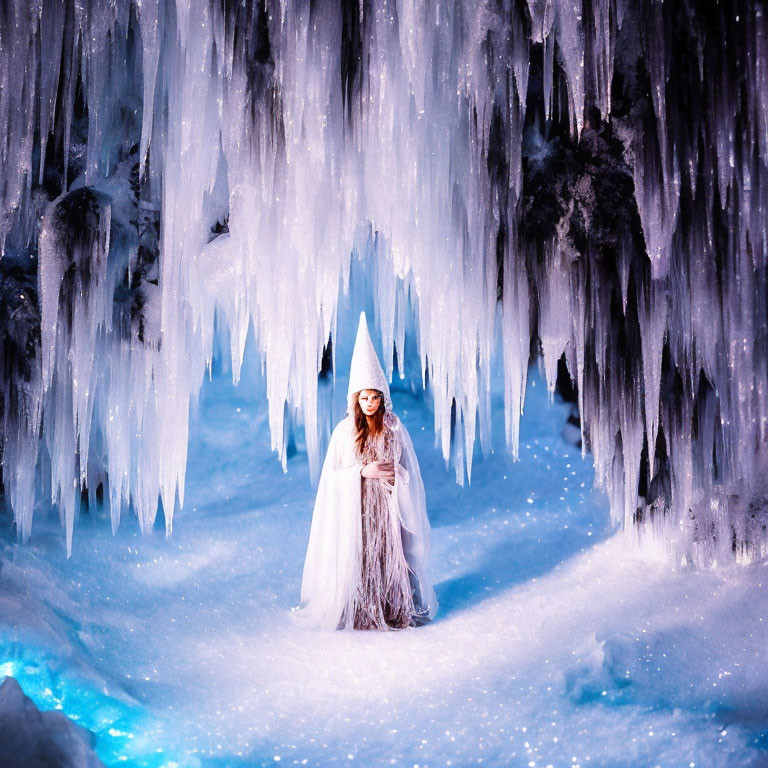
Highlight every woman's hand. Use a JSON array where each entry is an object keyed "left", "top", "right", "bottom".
[{"left": 361, "top": 461, "right": 395, "bottom": 484}]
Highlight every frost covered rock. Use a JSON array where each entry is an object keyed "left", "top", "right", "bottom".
[{"left": 0, "top": 677, "right": 104, "bottom": 768}]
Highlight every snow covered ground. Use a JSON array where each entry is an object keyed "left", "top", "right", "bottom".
[{"left": 1, "top": 350, "right": 768, "bottom": 767}]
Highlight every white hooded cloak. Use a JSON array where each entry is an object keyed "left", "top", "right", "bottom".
[{"left": 297, "top": 313, "right": 438, "bottom": 630}]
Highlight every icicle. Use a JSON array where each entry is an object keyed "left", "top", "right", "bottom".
[
  {"left": 537, "top": 238, "right": 571, "bottom": 399},
  {"left": 527, "top": 0, "right": 556, "bottom": 122},
  {"left": 36, "top": 0, "right": 66, "bottom": 186},
  {"left": 586, "top": 0, "right": 614, "bottom": 121},
  {"left": 0, "top": 0, "right": 38, "bottom": 252},
  {"left": 0, "top": 0, "right": 767, "bottom": 567},
  {"left": 39, "top": 188, "right": 112, "bottom": 555},
  {"left": 502, "top": 240, "right": 530, "bottom": 459},
  {"left": 136, "top": 0, "right": 161, "bottom": 177},
  {"left": 632, "top": 0, "right": 679, "bottom": 279},
  {"left": 637, "top": 279, "right": 667, "bottom": 478},
  {"left": 554, "top": 0, "right": 585, "bottom": 138}
]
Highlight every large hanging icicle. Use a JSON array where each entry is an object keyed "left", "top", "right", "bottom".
[{"left": 0, "top": 0, "right": 766, "bottom": 565}]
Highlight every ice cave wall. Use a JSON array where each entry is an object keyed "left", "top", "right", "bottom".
[{"left": 0, "top": 0, "right": 766, "bottom": 563}]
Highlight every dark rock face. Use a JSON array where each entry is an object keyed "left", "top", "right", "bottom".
[
  {"left": 0, "top": 255, "right": 40, "bottom": 387},
  {"left": 0, "top": 252, "right": 40, "bottom": 503},
  {"left": 0, "top": 677, "right": 105, "bottom": 768}
]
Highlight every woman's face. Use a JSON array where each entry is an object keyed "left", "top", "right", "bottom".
[{"left": 358, "top": 389, "right": 383, "bottom": 416}]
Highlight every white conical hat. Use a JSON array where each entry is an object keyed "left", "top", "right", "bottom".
[{"left": 347, "top": 312, "right": 391, "bottom": 411}]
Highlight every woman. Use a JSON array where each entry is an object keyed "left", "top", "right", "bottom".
[{"left": 297, "top": 312, "right": 438, "bottom": 630}]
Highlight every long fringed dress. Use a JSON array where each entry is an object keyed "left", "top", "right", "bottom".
[
  {"left": 298, "top": 410, "right": 438, "bottom": 631},
  {"left": 346, "top": 416, "right": 414, "bottom": 630}
]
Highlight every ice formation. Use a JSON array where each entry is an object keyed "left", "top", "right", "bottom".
[{"left": 0, "top": 0, "right": 766, "bottom": 563}]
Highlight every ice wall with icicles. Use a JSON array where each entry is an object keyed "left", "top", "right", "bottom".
[{"left": 0, "top": 0, "right": 766, "bottom": 563}]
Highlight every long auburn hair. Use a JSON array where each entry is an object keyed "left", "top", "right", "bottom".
[{"left": 352, "top": 389, "right": 385, "bottom": 456}]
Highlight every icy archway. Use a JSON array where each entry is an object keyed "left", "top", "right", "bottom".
[{"left": 0, "top": 0, "right": 766, "bottom": 562}]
